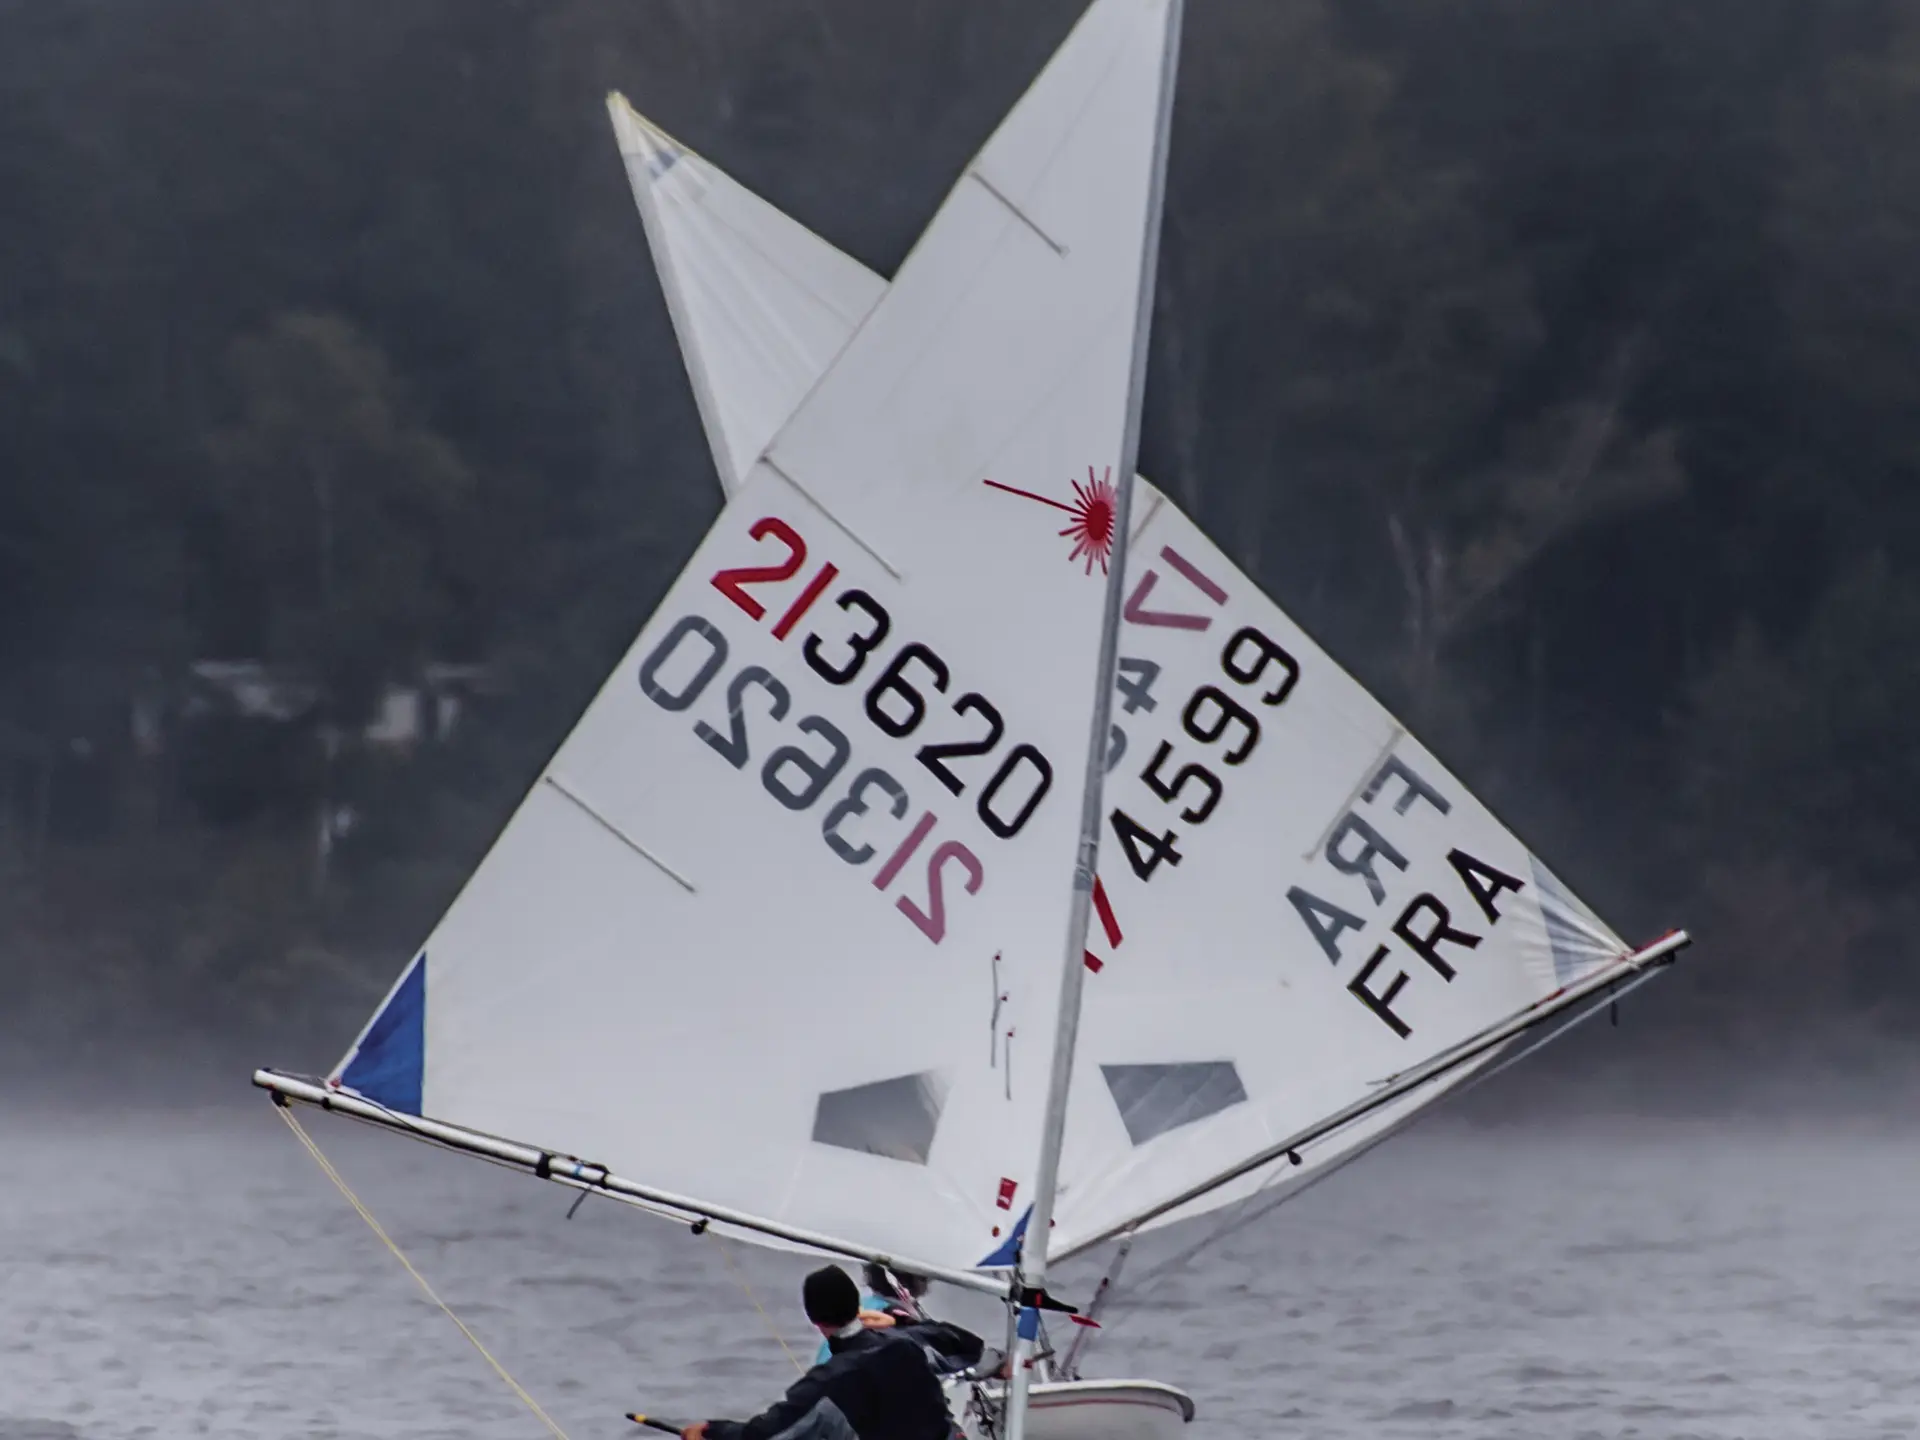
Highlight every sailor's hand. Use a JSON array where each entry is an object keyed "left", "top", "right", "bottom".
[
  {"left": 681, "top": 1424, "right": 707, "bottom": 1440},
  {"left": 971, "top": 1347, "right": 1010, "bottom": 1381},
  {"left": 857, "top": 1310, "right": 896, "bottom": 1329}
]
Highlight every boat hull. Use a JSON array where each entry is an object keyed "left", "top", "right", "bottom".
[{"left": 952, "top": 1379, "right": 1195, "bottom": 1439}]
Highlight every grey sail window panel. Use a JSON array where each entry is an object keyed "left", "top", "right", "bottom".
[
  {"left": 1102, "top": 1062, "right": 1248, "bottom": 1146},
  {"left": 812, "top": 1071, "right": 950, "bottom": 1164}
]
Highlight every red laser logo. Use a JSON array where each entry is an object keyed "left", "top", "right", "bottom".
[{"left": 983, "top": 466, "right": 1118, "bottom": 575}]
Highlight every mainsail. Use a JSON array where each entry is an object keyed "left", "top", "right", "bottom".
[
  {"left": 316, "top": 0, "right": 1184, "bottom": 1280},
  {"left": 606, "top": 53, "right": 1682, "bottom": 1271}
]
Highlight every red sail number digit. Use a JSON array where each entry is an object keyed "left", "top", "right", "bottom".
[
  {"left": 711, "top": 518, "right": 807, "bottom": 622},
  {"left": 897, "top": 840, "right": 985, "bottom": 944}
]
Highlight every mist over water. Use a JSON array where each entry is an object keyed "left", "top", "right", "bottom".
[
  {"left": 6, "top": 0, "right": 1920, "bottom": 1435},
  {"left": 3, "top": 1100, "right": 1914, "bottom": 1440}
]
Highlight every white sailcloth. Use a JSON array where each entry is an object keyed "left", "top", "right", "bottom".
[
  {"left": 608, "top": 100, "right": 885, "bottom": 497},
  {"left": 330, "top": 0, "right": 1184, "bottom": 1277},
  {"left": 608, "top": 67, "right": 1636, "bottom": 1267}
]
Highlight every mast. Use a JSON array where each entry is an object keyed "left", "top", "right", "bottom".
[{"left": 1006, "top": 2, "right": 1184, "bottom": 1435}]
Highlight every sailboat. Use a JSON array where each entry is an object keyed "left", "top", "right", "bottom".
[
  {"left": 258, "top": 3, "right": 1687, "bottom": 1438},
  {"left": 604, "top": 0, "right": 1689, "bottom": 1415}
]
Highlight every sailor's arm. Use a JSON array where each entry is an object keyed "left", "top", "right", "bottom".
[
  {"left": 698, "top": 1370, "right": 828, "bottom": 1440},
  {"left": 898, "top": 1318, "right": 985, "bottom": 1367}
]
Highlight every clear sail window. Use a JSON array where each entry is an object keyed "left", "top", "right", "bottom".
[
  {"left": 811, "top": 1071, "right": 951, "bottom": 1165},
  {"left": 1101, "top": 1062, "right": 1248, "bottom": 1146}
]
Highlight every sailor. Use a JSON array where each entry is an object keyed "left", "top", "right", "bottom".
[
  {"left": 811, "top": 1262, "right": 933, "bottom": 1364},
  {"left": 682, "top": 1264, "right": 983, "bottom": 1440},
  {"left": 863, "top": 1261, "right": 931, "bottom": 1316}
]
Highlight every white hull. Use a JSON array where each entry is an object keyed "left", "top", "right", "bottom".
[{"left": 953, "top": 1379, "right": 1194, "bottom": 1440}]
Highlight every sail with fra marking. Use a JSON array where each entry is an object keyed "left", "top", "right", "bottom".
[
  {"left": 607, "top": 87, "right": 1659, "bottom": 1264},
  {"left": 325, "top": 0, "right": 1183, "bottom": 1278}
]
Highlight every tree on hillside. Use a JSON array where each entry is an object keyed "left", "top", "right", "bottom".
[
  {"left": 1775, "top": 0, "right": 1920, "bottom": 566},
  {"left": 1681, "top": 558, "right": 1920, "bottom": 895},
  {"left": 205, "top": 312, "right": 479, "bottom": 721},
  {"left": 1675, "top": 556, "right": 1920, "bottom": 1023},
  {"left": 1146, "top": 1, "right": 1688, "bottom": 753}
]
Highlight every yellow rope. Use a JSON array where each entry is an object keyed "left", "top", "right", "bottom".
[
  {"left": 711, "top": 1233, "right": 806, "bottom": 1374},
  {"left": 275, "top": 1102, "right": 573, "bottom": 1440}
]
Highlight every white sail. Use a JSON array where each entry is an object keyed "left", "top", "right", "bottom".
[
  {"left": 606, "top": 63, "right": 1649, "bottom": 1267},
  {"left": 1049, "top": 512, "right": 1629, "bottom": 1255},
  {"left": 608, "top": 98, "right": 885, "bottom": 496},
  {"left": 329, "top": 0, "right": 1184, "bottom": 1278}
]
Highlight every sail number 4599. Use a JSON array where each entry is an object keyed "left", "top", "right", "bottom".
[{"left": 1109, "top": 626, "right": 1301, "bottom": 882}]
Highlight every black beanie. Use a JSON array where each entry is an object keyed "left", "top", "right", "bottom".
[{"left": 802, "top": 1264, "right": 861, "bottom": 1327}]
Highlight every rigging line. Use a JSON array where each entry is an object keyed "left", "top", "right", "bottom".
[
  {"left": 1095, "top": 966, "right": 1672, "bottom": 1334},
  {"left": 1060, "top": 1237, "right": 1130, "bottom": 1380},
  {"left": 1065, "top": 932, "right": 1685, "bottom": 1259},
  {"left": 709, "top": 1232, "right": 806, "bottom": 1375},
  {"left": 325, "top": 1104, "right": 701, "bottom": 1230},
  {"left": 273, "top": 1102, "right": 573, "bottom": 1440}
]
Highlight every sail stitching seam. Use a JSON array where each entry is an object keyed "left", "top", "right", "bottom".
[
  {"left": 964, "top": 170, "right": 1068, "bottom": 256},
  {"left": 762, "top": 459, "right": 903, "bottom": 578},
  {"left": 542, "top": 775, "right": 697, "bottom": 892}
]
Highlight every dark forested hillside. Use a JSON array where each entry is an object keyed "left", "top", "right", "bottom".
[{"left": 4, "top": 0, "right": 1917, "bottom": 1075}]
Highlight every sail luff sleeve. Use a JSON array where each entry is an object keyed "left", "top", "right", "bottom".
[
  {"left": 1007, "top": 10, "right": 1186, "bottom": 1439},
  {"left": 1014, "top": 0, "right": 1186, "bottom": 1298}
]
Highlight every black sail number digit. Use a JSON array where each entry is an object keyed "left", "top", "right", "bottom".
[
  {"left": 1111, "top": 808, "right": 1183, "bottom": 880},
  {"left": 763, "top": 716, "right": 852, "bottom": 811},
  {"left": 865, "top": 642, "right": 950, "bottom": 739},
  {"left": 1221, "top": 626, "right": 1300, "bottom": 706},
  {"left": 916, "top": 693, "right": 1005, "bottom": 796},
  {"left": 695, "top": 666, "right": 791, "bottom": 768},
  {"left": 1182, "top": 685, "right": 1260, "bottom": 765},
  {"left": 804, "top": 590, "right": 891, "bottom": 687},
  {"left": 977, "top": 744, "right": 1053, "bottom": 839},
  {"left": 639, "top": 616, "right": 729, "bottom": 712},
  {"left": 1141, "top": 741, "right": 1223, "bottom": 823},
  {"left": 823, "top": 767, "right": 909, "bottom": 865}
]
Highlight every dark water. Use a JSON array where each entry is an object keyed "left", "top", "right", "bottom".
[{"left": 2, "top": 1102, "right": 1916, "bottom": 1439}]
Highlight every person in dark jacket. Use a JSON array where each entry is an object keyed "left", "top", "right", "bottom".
[{"left": 683, "top": 1265, "right": 983, "bottom": 1440}]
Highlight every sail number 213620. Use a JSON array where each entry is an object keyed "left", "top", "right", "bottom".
[{"left": 632, "top": 515, "right": 1059, "bottom": 947}]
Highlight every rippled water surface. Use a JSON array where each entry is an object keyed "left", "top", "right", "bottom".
[{"left": 3, "top": 1102, "right": 1916, "bottom": 1439}]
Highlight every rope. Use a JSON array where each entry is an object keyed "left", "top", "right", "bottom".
[
  {"left": 1095, "top": 967, "right": 1671, "bottom": 1334},
  {"left": 710, "top": 1232, "right": 806, "bottom": 1374},
  {"left": 275, "top": 1102, "right": 573, "bottom": 1440}
]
